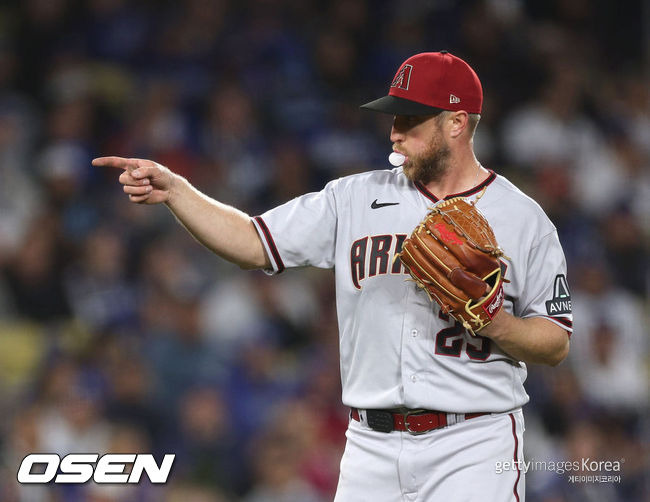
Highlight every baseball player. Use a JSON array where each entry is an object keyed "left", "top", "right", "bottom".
[{"left": 95, "top": 51, "right": 572, "bottom": 501}]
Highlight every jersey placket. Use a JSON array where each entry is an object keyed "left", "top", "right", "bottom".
[{"left": 399, "top": 283, "right": 432, "bottom": 406}]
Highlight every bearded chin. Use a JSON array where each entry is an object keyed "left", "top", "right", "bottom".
[{"left": 404, "top": 144, "right": 451, "bottom": 185}]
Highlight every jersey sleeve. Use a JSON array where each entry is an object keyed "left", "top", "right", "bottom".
[
  {"left": 252, "top": 180, "right": 338, "bottom": 274},
  {"left": 517, "top": 230, "right": 573, "bottom": 335}
]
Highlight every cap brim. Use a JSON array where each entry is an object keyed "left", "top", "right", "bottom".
[{"left": 360, "top": 95, "right": 444, "bottom": 115}]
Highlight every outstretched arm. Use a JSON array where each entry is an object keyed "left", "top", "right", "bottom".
[{"left": 93, "top": 157, "right": 270, "bottom": 270}]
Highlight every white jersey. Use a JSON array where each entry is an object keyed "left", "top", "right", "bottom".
[{"left": 252, "top": 167, "right": 572, "bottom": 413}]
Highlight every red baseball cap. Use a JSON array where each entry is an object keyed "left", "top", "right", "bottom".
[{"left": 361, "top": 51, "right": 483, "bottom": 115}]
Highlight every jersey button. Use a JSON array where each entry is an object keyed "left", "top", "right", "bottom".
[
  {"left": 410, "top": 374, "right": 418, "bottom": 382},
  {"left": 411, "top": 329, "right": 418, "bottom": 337}
]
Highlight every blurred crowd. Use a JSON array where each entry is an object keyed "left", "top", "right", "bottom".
[{"left": 0, "top": 0, "right": 648, "bottom": 501}]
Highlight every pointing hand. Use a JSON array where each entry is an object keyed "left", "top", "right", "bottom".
[{"left": 92, "top": 156, "right": 174, "bottom": 204}]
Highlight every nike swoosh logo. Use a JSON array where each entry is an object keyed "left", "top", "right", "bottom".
[{"left": 371, "top": 199, "right": 400, "bottom": 209}]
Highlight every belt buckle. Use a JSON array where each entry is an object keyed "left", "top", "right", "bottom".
[{"left": 403, "top": 409, "right": 428, "bottom": 435}]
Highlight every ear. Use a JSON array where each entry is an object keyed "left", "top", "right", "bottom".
[{"left": 448, "top": 111, "right": 469, "bottom": 139}]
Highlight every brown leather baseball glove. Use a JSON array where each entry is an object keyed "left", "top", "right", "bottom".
[{"left": 397, "top": 197, "right": 506, "bottom": 336}]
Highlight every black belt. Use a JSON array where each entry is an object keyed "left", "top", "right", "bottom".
[{"left": 350, "top": 408, "right": 488, "bottom": 434}]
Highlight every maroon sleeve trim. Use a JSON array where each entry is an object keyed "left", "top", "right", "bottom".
[
  {"left": 544, "top": 315, "right": 573, "bottom": 329},
  {"left": 552, "top": 317, "right": 572, "bottom": 328},
  {"left": 254, "top": 216, "right": 285, "bottom": 273}
]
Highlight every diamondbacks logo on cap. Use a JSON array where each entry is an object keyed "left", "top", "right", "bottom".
[
  {"left": 391, "top": 64, "right": 413, "bottom": 90},
  {"left": 449, "top": 94, "right": 460, "bottom": 104},
  {"left": 545, "top": 274, "right": 572, "bottom": 315}
]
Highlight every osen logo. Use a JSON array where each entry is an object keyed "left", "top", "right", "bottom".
[
  {"left": 545, "top": 275, "right": 571, "bottom": 315},
  {"left": 17, "top": 453, "right": 175, "bottom": 484}
]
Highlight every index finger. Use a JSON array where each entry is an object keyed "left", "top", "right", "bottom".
[{"left": 92, "top": 156, "right": 137, "bottom": 171}]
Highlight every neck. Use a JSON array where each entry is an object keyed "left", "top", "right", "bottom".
[{"left": 422, "top": 151, "right": 485, "bottom": 198}]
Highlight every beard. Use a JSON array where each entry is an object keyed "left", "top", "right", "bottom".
[{"left": 401, "top": 136, "right": 451, "bottom": 185}]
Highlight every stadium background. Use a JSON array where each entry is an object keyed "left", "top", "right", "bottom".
[{"left": 0, "top": 0, "right": 648, "bottom": 500}]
